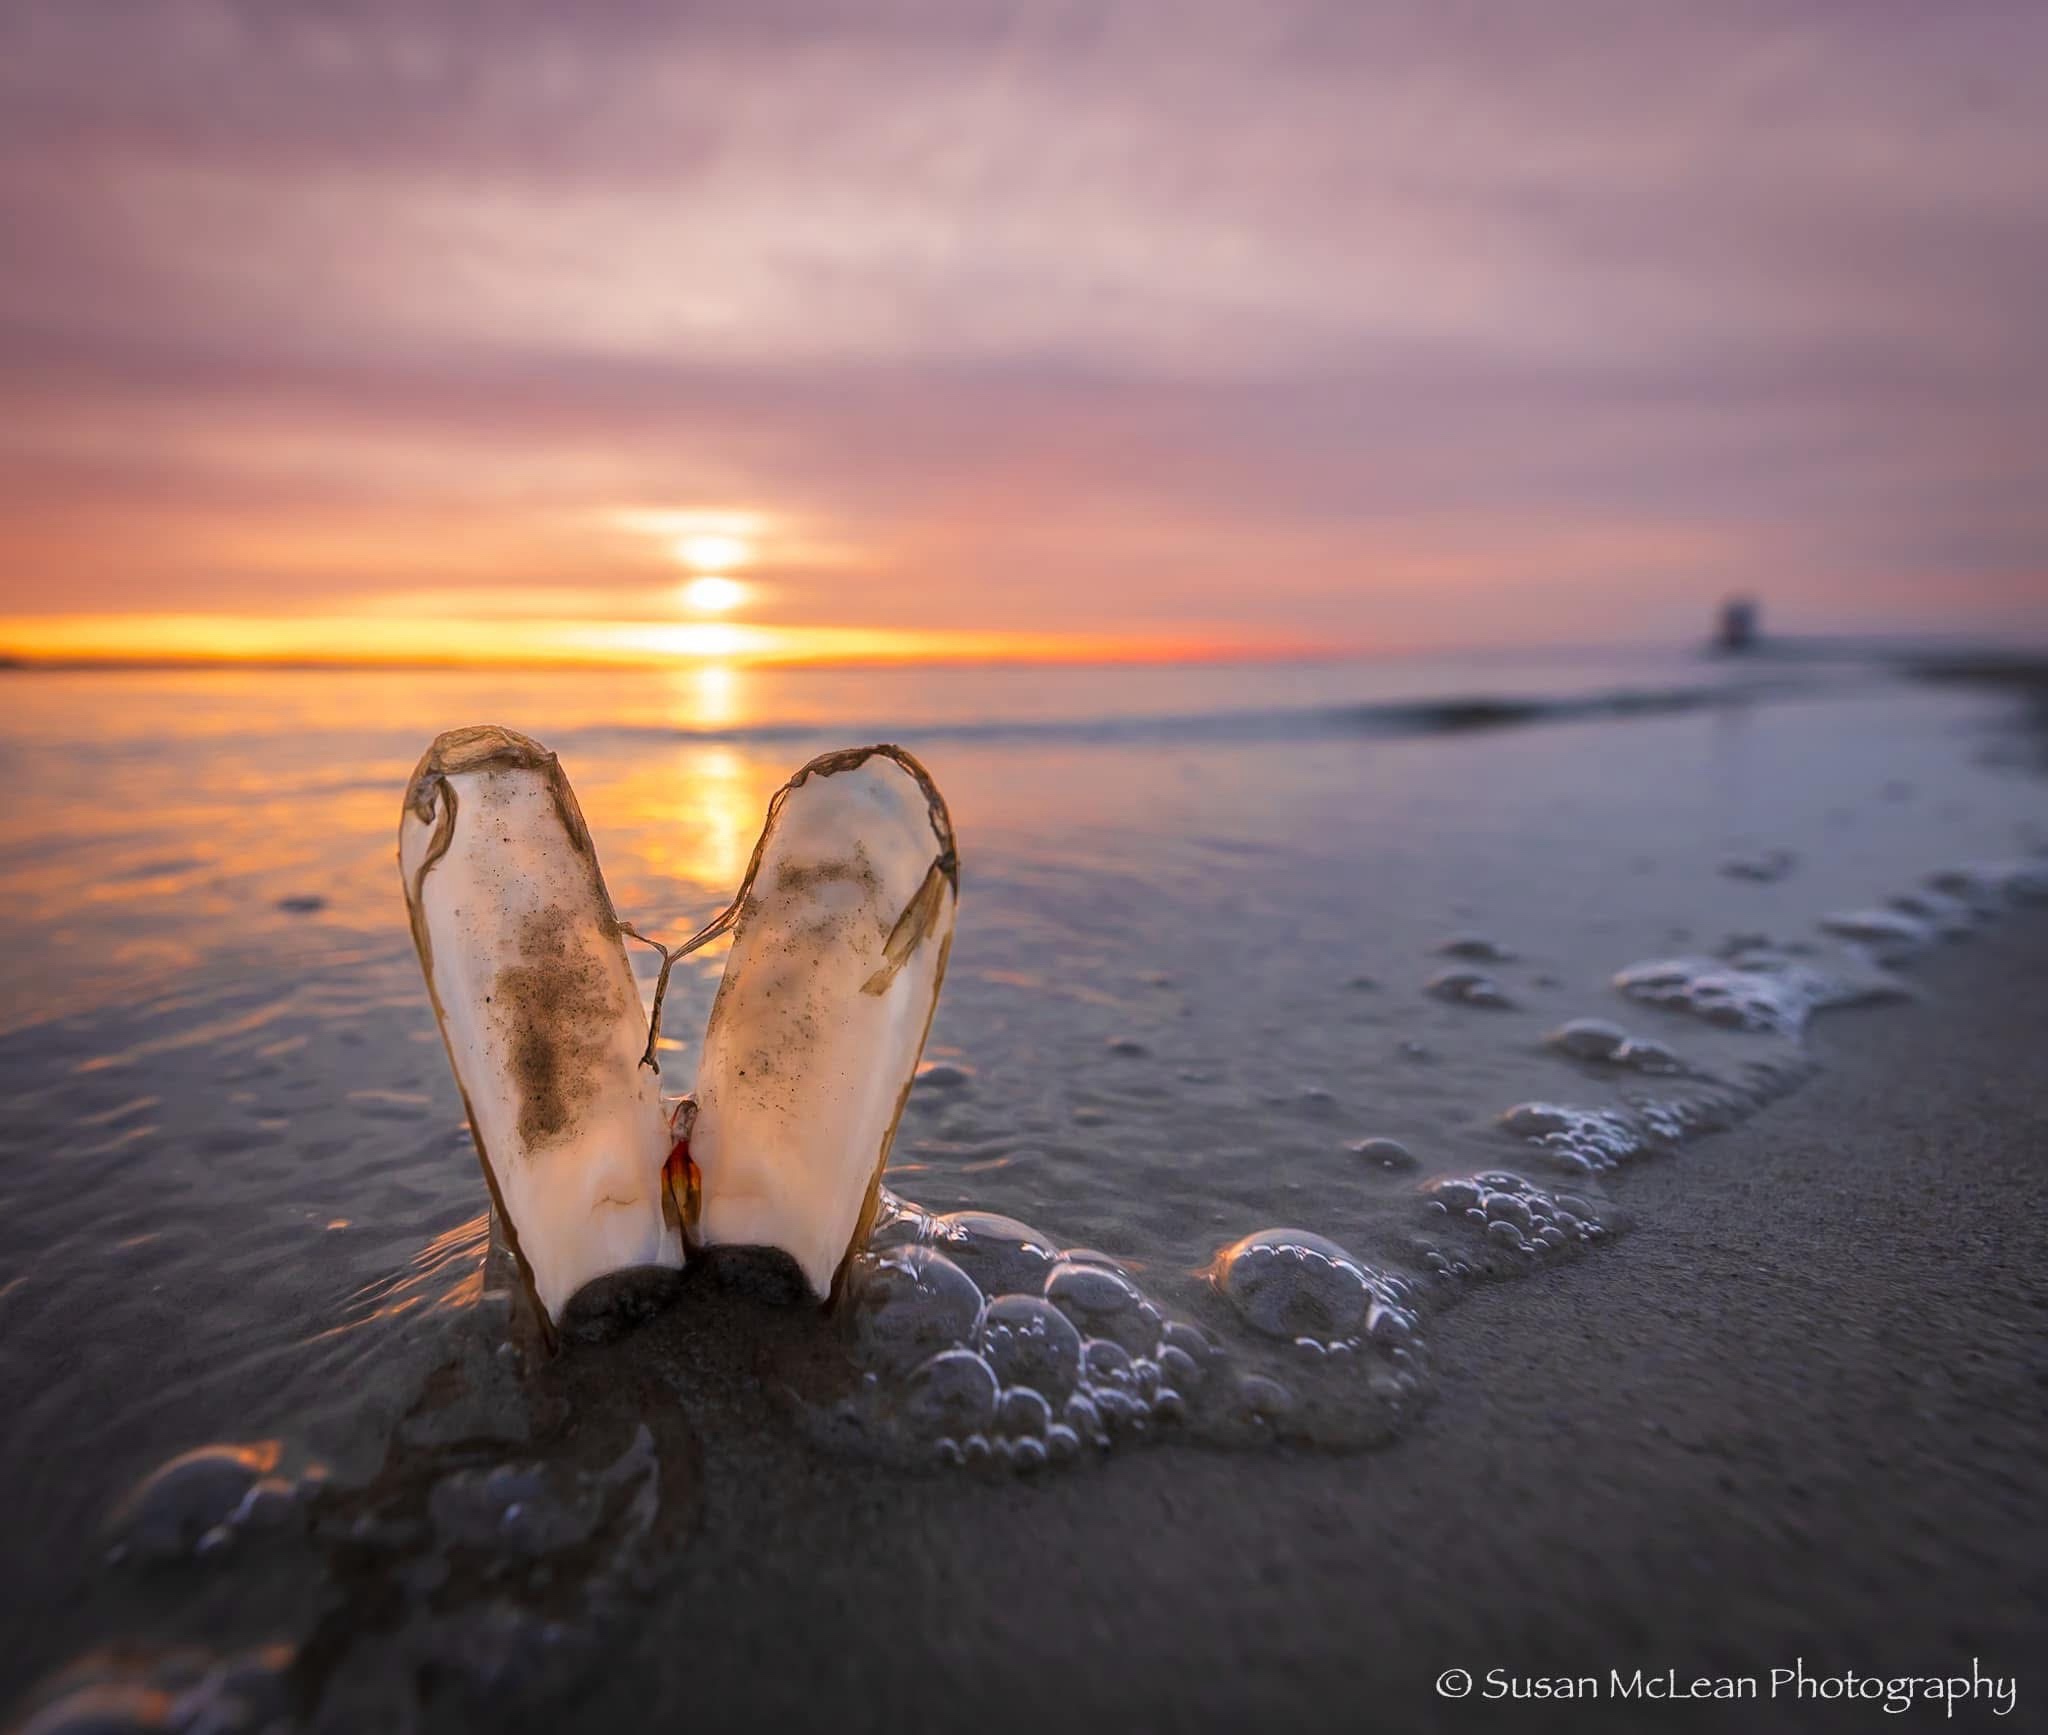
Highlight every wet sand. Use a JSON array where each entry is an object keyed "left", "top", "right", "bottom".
[{"left": 556, "top": 915, "right": 2048, "bottom": 1735}]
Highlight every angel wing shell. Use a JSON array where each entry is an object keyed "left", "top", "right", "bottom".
[
  {"left": 398, "top": 725, "right": 681, "bottom": 1330},
  {"left": 685, "top": 746, "right": 957, "bottom": 1299}
]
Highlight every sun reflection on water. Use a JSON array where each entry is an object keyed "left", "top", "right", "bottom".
[
  {"left": 659, "top": 746, "right": 767, "bottom": 896},
  {"left": 670, "top": 661, "right": 742, "bottom": 731}
]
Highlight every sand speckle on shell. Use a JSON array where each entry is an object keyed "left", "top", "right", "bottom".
[{"left": 489, "top": 911, "right": 630, "bottom": 1147}]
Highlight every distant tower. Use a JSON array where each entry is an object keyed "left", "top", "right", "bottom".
[{"left": 1715, "top": 595, "right": 1760, "bottom": 653}]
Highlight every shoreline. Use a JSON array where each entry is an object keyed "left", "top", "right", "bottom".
[{"left": 549, "top": 913, "right": 2048, "bottom": 1735}]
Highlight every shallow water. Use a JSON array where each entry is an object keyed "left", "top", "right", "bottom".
[{"left": 1, "top": 652, "right": 2043, "bottom": 1729}]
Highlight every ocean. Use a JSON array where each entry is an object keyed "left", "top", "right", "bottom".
[{"left": 1, "top": 647, "right": 2043, "bottom": 1729}]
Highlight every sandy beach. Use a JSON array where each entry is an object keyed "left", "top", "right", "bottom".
[{"left": 451, "top": 914, "right": 2034, "bottom": 1735}]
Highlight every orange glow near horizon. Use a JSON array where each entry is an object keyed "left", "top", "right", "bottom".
[{"left": 0, "top": 611, "right": 1330, "bottom": 671}]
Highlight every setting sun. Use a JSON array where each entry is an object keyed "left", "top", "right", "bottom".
[
  {"left": 680, "top": 575, "right": 747, "bottom": 614},
  {"left": 676, "top": 534, "right": 751, "bottom": 572}
]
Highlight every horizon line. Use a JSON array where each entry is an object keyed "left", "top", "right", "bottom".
[
  {"left": 0, "top": 611, "right": 1368, "bottom": 674},
  {"left": 0, "top": 647, "right": 1365, "bottom": 675}
]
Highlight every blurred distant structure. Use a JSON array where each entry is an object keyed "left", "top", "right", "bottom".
[{"left": 1715, "top": 595, "right": 1761, "bottom": 653}]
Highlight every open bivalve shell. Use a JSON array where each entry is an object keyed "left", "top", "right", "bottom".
[
  {"left": 399, "top": 732, "right": 957, "bottom": 1337},
  {"left": 398, "top": 726, "right": 682, "bottom": 1334}
]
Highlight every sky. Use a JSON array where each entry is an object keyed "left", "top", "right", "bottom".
[{"left": 1, "top": 0, "right": 2044, "bottom": 665}]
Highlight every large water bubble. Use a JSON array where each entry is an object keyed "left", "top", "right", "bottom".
[
  {"left": 1437, "top": 933, "right": 1515, "bottom": 961},
  {"left": 102, "top": 1441, "right": 306, "bottom": 1565},
  {"left": 1425, "top": 968, "right": 1515, "bottom": 1009},
  {"left": 1347, "top": 1136, "right": 1419, "bottom": 1171},
  {"left": 1209, "top": 1228, "right": 1382, "bottom": 1347},
  {"left": 1544, "top": 1018, "right": 1681, "bottom": 1073},
  {"left": 994, "top": 1387, "right": 1052, "bottom": 1440},
  {"left": 899, "top": 1348, "right": 1000, "bottom": 1441},
  {"left": 1043, "top": 1258, "right": 1154, "bottom": 1354},
  {"left": 977, "top": 1295, "right": 1084, "bottom": 1403},
  {"left": 843, "top": 1244, "right": 985, "bottom": 1376},
  {"left": 929, "top": 1210, "right": 1060, "bottom": 1296}
]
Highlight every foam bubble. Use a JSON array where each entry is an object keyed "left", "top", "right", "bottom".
[
  {"left": 1080, "top": 1336, "right": 1136, "bottom": 1390},
  {"left": 977, "top": 1295, "right": 1084, "bottom": 1403},
  {"left": 929, "top": 1210, "right": 1060, "bottom": 1295},
  {"left": 1007, "top": 1436, "right": 1049, "bottom": 1473},
  {"left": 1612, "top": 952, "right": 1900, "bottom": 1035},
  {"left": 1438, "top": 934, "right": 1515, "bottom": 961},
  {"left": 1234, "top": 1373, "right": 1298, "bottom": 1423},
  {"left": 1043, "top": 1258, "right": 1153, "bottom": 1352},
  {"left": 1347, "top": 1136, "right": 1418, "bottom": 1170},
  {"left": 1547, "top": 1017, "right": 1629, "bottom": 1061},
  {"left": 1425, "top": 968, "right": 1515, "bottom": 1009},
  {"left": 1420, "top": 1170, "right": 1609, "bottom": 1266},
  {"left": 899, "top": 1348, "right": 1000, "bottom": 1440},
  {"left": 1820, "top": 908, "right": 1932, "bottom": 952},
  {"left": 1156, "top": 1343, "right": 1201, "bottom": 1392},
  {"left": 1209, "top": 1228, "right": 1381, "bottom": 1347},
  {"left": 1496, "top": 1102, "right": 1650, "bottom": 1172},
  {"left": 102, "top": 1442, "right": 299, "bottom": 1566},
  {"left": 1158, "top": 1320, "right": 1222, "bottom": 1383},
  {"left": 843, "top": 1245, "right": 985, "bottom": 1376},
  {"left": 994, "top": 1387, "right": 1052, "bottom": 1439},
  {"left": 1062, "top": 1391, "right": 1107, "bottom": 1447}
]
